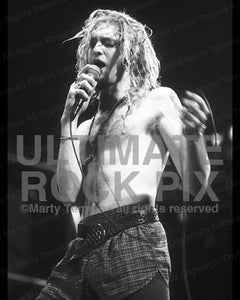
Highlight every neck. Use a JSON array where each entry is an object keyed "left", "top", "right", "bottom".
[{"left": 97, "top": 72, "right": 130, "bottom": 113}]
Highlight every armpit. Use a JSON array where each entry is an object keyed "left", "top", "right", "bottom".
[{"left": 146, "top": 115, "right": 162, "bottom": 135}]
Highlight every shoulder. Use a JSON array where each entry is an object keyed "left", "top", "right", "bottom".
[
  {"left": 145, "top": 87, "right": 183, "bottom": 136},
  {"left": 143, "top": 87, "right": 182, "bottom": 118},
  {"left": 147, "top": 87, "right": 181, "bottom": 107}
]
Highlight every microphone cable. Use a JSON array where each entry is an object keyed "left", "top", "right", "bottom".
[
  {"left": 195, "top": 88, "right": 218, "bottom": 147},
  {"left": 69, "top": 118, "right": 83, "bottom": 175}
]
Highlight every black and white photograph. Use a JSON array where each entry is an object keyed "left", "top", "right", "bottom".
[{"left": 7, "top": 0, "right": 234, "bottom": 299}]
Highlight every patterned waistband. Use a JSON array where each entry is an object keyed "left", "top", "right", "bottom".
[{"left": 79, "top": 202, "right": 157, "bottom": 226}]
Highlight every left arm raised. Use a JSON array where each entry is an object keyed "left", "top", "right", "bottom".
[{"left": 153, "top": 87, "right": 211, "bottom": 196}]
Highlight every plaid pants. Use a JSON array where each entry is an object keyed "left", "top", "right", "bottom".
[{"left": 37, "top": 212, "right": 171, "bottom": 299}]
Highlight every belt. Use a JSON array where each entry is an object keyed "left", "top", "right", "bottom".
[{"left": 68, "top": 204, "right": 159, "bottom": 264}]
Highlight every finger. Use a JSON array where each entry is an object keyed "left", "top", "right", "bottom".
[
  {"left": 77, "top": 64, "right": 92, "bottom": 75},
  {"left": 182, "top": 99, "right": 208, "bottom": 123},
  {"left": 181, "top": 108, "right": 201, "bottom": 128},
  {"left": 77, "top": 73, "right": 97, "bottom": 88},
  {"left": 65, "top": 88, "right": 89, "bottom": 109},
  {"left": 68, "top": 83, "right": 79, "bottom": 97},
  {"left": 77, "top": 80, "right": 94, "bottom": 95},
  {"left": 185, "top": 90, "right": 210, "bottom": 115},
  {"left": 77, "top": 65, "right": 99, "bottom": 84},
  {"left": 75, "top": 89, "right": 90, "bottom": 102}
]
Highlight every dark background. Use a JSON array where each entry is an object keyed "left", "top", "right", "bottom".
[{"left": 6, "top": 0, "right": 234, "bottom": 299}]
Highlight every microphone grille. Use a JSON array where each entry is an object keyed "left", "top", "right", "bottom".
[{"left": 87, "top": 65, "right": 101, "bottom": 80}]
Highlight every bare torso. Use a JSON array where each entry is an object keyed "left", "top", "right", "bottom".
[{"left": 77, "top": 91, "right": 170, "bottom": 217}]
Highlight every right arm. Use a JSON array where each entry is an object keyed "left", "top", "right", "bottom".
[{"left": 57, "top": 65, "right": 97, "bottom": 203}]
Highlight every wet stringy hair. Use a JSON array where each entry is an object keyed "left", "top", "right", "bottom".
[{"left": 75, "top": 9, "right": 161, "bottom": 101}]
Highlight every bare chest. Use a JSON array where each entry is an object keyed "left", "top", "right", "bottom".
[{"left": 79, "top": 99, "right": 162, "bottom": 169}]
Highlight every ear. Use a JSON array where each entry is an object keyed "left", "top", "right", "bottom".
[
  {"left": 123, "top": 58, "right": 128, "bottom": 67},
  {"left": 119, "top": 57, "right": 129, "bottom": 70}
]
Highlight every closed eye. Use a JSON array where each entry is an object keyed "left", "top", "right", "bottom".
[
  {"left": 101, "top": 38, "right": 118, "bottom": 47},
  {"left": 90, "top": 37, "right": 119, "bottom": 48}
]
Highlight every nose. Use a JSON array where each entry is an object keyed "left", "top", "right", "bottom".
[{"left": 92, "top": 40, "right": 104, "bottom": 54}]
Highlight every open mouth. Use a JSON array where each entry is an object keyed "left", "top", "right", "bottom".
[{"left": 93, "top": 59, "right": 106, "bottom": 69}]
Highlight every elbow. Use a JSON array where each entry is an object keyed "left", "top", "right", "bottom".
[
  {"left": 200, "top": 178, "right": 208, "bottom": 192},
  {"left": 56, "top": 182, "right": 79, "bottom": 204},
  {"left": 203, "top": 164, "right": 211, "bottom": 190},
  {"left": 186, "top": 163, "right": 210, "bottom": 197},
  {"left": 190, "top": 166, "right": 211, "bottom": 196},
  {"left": 56, "top": 171, "right": 81, "bottom": 204},
  {"left": 58, "top": 194, "right": 76, "bottom": 204}
]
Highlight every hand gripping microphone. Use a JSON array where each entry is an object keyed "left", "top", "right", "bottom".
[{"left": 70, "top": 65, "right": 101, "bottom": 121}]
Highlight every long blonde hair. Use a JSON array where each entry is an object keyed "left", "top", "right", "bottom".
[{"left": 75, "top": 9, "right": 161, "bottom": 100}]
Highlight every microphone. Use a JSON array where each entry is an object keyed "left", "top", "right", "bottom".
[{"left": 70, "top": 65, "right": 101, "bottom": 121}]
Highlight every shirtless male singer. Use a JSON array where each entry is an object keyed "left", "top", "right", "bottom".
[{"left": 36, "top": 9, "right": 210, "bottom": 300}]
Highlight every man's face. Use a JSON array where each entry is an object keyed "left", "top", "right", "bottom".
[{"left": 88, "top": 23, "right": 123, "bottom": 86}]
